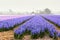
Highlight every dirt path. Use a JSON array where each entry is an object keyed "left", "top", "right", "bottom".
[
  {"left": 0, "top": 30, "right": 14, "bottom": 40},
  {"left": 55, "top": 26, "right": 60, "bottom": 32}
]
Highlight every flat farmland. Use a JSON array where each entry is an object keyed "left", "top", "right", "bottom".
[{"left": 0, "top": 15, "right": 60, "bottom": 40}]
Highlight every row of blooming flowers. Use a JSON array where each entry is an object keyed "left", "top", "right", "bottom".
[
  {"left": 14, "top": 15, "right": 60, "bottom": 39},
  {"left": 0, "top": 16, "right": 33, "bottom": 32},
  {"left": 42, "top": 15, "right": 60, "bottom": 28}
]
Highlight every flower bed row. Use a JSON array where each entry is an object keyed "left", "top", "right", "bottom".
[
  {"left": 0, "top": 16, "right": 33, "bottom": 32},
  {"left": 41, "top": 15, "right": 60, "bottom": 28}
]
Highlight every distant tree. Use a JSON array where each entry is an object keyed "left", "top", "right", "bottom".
[{"left": 44, "top": 8, "right": 51, "bottom": 14}]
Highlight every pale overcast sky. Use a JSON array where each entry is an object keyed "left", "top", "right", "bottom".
[{"left": 0, "top": 0, "right": 60, "bottom": 13}]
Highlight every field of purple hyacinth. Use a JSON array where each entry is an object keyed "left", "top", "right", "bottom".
[{"left": 0, "top": 15, "right": 60, "bottom": 40}]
